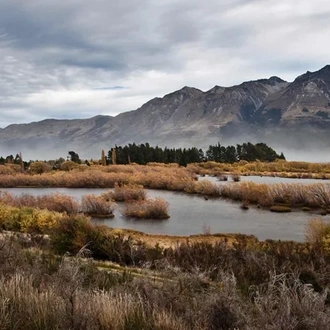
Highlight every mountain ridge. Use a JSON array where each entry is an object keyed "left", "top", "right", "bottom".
[{"left": 1, "top": 66, "right": 330, "bottom": 159}]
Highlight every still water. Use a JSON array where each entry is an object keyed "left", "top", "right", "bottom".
[
  {"left": 201, "top": 175, "right": 330, "bottom": 185},
  {"left": 2, "top": 185, "right": 328, "bottom": 242}
]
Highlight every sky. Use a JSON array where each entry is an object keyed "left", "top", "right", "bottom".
[{"left": 1, "top": 0, "right": 330, "bottom": 128}]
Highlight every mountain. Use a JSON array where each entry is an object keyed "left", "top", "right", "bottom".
[{"left": 1, "top": 65, "right": 330, "bottom": 159}]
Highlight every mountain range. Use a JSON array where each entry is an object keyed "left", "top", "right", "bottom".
[{"left": 1, "top": 65, "right": 330, "bottom": 160}]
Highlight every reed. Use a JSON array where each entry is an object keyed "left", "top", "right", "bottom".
[
  {"left": 102, "top": 183, "right": 147, "bottom": 202},
  {"left": 123, "top": 198, "right": 170, "bottom": 219},
  {"left": 81, "top": 194, "right": 115, "bottom": 218}
]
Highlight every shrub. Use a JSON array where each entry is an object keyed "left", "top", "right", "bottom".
[
  {"left": 0, "top": 204, "right": 61, "bottom": 233},
  {"left": 305, "top": 218, "right": 330, "bottom": 250},
  {"left": 28, "top": 161, "right": 51, "bottom": 174},
  {"left": 60, "top": 161, "right": 79, "bottom": 171},
  {"left": 231, "top": 173, "right": 241, "bottom": 182},
  {"left": 123, "top": 198, "right": 170, "bottom": 219},
  {"left": 81, "top": 194, "right": 115, "bottom": 217},
  {"left": 102, "top": 184, "right": 146, "bottom": 202}
]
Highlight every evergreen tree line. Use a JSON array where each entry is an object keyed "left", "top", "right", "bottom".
[{"left": 107, "top": 142, "right": 285, "bottom": 166}]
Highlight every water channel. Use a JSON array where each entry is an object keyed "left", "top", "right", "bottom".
[{"left": 2, "top": 177, "right": 330, "bottom": 242}]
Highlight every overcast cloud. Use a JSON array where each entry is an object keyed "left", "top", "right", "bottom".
[{"left": 1, "top": 0, "right": 330, "bottom": 127}]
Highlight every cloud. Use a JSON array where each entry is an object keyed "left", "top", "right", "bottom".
[{"left": 0, "top": 0, "right": 330, "bottom": 127}]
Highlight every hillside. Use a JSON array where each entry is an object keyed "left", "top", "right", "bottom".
[{"left": 1, "top": 65, "right": 330, "bottom": 159}]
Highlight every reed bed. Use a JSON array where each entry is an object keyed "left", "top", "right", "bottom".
[
  {"left": 188, "top": 160, "right": 330, "bottom": 176},
  {"left": 102, "top": 183, "right": 146, "bottom": 202},
  {"left": 1, "top": 164, "right": 330, "bottom": 212},
  {"left": 81, "top": 194, "right": 115, "bottom": 218},
  {"left": 123, "top": 198, "right": 170, "bottom": 219},
  {"left": 0, "top": 165, "right": 195, "bottom": 190},
  {"left": 0, "top": 191, "right": 79, "bottom": 214}
]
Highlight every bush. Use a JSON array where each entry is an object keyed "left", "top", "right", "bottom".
[
  {"left": 123, "top": 198, "right": 170, "bottom": 219},
  {"left": 81, "top": 194, "right": 115, "bottom": 218},
  {"left": 231, "top": 173, "right": 241, "bottom": 182},
  {"left": 0, "top": 204, "right": 61, "bottom": 233},
  {"left": 28, "top": 161, "right": 51, "bottom": 174},
  {"left": 102, "top": 183, "right": 146, "bottom": 202}
]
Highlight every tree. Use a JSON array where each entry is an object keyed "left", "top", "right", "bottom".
[
  {"left": 101, "top": 149, "right": 106, "bottom": 166},
  {"left": 112, "top": 148, "right": 117, "bottom": 165},
  {"left": 68, "top": 151, "right": 81, "bottom": 164},
  {"left": 28, "top": 161, "right": 51, "bottom": 174}
]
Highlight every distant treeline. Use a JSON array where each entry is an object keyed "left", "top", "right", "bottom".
[
  {"left": 0, "top": 142, "right": 285, "bottom": 169},
  {"left": 108, "top": 142, "right": 285, "bottom": 166}
]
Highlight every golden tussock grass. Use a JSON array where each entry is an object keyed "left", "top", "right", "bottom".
[
  {"left": 102, "top": 183, "right": 146, "bottom": 202},
  {"left": 123, "top": 198, "right": 170, "bottom": 219},
  {"left": 188, "top": 160, "right": 330, "bottom": 179},
  {"left": 0, "top": 191, "right": 79, "bottom": 214},
  {"left": 81, "top": 194, "right": 115, "bottom": 217}
]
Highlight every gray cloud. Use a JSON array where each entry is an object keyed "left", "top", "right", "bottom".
[{"left": 0, "top": 0, "right": 330, "bottom": 127}]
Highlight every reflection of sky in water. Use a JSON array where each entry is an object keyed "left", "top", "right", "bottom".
[
  {"left": 2, "top": 185, "right": 327, "bottom": 242},
  {"left": 200, "top": 175, "right": 330, "bottom": 185}
]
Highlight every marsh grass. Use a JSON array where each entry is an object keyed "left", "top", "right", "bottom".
[
  {"left": 0, "top": 191, "right": 79, "bottom": 214},
  {"left": 0, "top": 164, "right": 329, "bottom": 213},
  {"left": 123, "top": 198, "right": 170, "bottom": 219},
  {"left": 81, "top": 195, "right": 115, "bottom": 217},
  {"left": 102, "top": 183, "right": 147, "bottom": 202}
]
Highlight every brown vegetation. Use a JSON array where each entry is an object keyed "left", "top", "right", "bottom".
[
  {"left": 81, "top": 194, "right": 115, "bottom": 218},
  {"left": 123, "top": 198, "right": 170, "bottom": 219},
  {"left": 102, "top": 183, "right": 146, "bottom": 202},
  {"left": 188, "top": 160, "right": 330, "bottom": 179},
  {"left": 0, "top": 191, "right": 79, "bottom": 214},
  {"left": 0, "top": 213, "right": 330, "bottom": 329},
  {"left": 269, "top": 205, "right": 292, "bottom": 213},
  {"left": 0, "top": 163, "right": 330, "bottom": 213}
]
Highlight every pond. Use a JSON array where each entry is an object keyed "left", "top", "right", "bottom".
[
  {"left": 200, "top": 175, "right": 330, "bottom": 185},
  {"left": 2, "top": 187, "right": 327, "bottom": 242}
]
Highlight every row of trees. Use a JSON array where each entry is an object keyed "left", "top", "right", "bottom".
[
  {"left": 0, "top": 142, "right": 285, "bottom": 171},
  {"left": 107, "top": 142, "right": 285, "bottom": 166}
]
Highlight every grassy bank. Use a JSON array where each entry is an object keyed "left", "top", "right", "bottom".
[{"left": 188, "top": 160, "right": 330, "bottom": 179}]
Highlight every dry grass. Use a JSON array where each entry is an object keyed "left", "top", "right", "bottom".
[
  {"left": 123, "top": 198, "right": 170, "bottom": 219},
  {"left": 231, "top": 173, "right": 241, "bottom": 182},
  {"left": 188, "top": 160, "right": 330, "bottom": 178},
  {"left": 0, "top": 163, "right": 330, "bottom": 213},
  {"left": 0, "top": 191, "right": 79, "bottom": 214},
  {"left": 305, "top": 218, "right": 330, "bottom": 247},
  {"left": 81, "top": 194, "right": 115, "bottom": 217},
  {"left": 102, "top": 183, "right": 147, "bottom": 202}
]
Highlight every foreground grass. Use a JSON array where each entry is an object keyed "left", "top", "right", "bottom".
[{"left": 1, "top": 213, "right": 330, "bottom": 329}]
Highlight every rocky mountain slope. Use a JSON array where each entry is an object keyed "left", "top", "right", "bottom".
[{"left": 1, "top": 65, "right": 330, "bottom": 159}]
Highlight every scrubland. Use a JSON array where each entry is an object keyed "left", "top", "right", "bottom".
[
  {"left": 0, "top": 214, "right": 330, "bottom": 329},
  {"left": 1, "top": 160, "right": 330, "bottom": 328}
]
